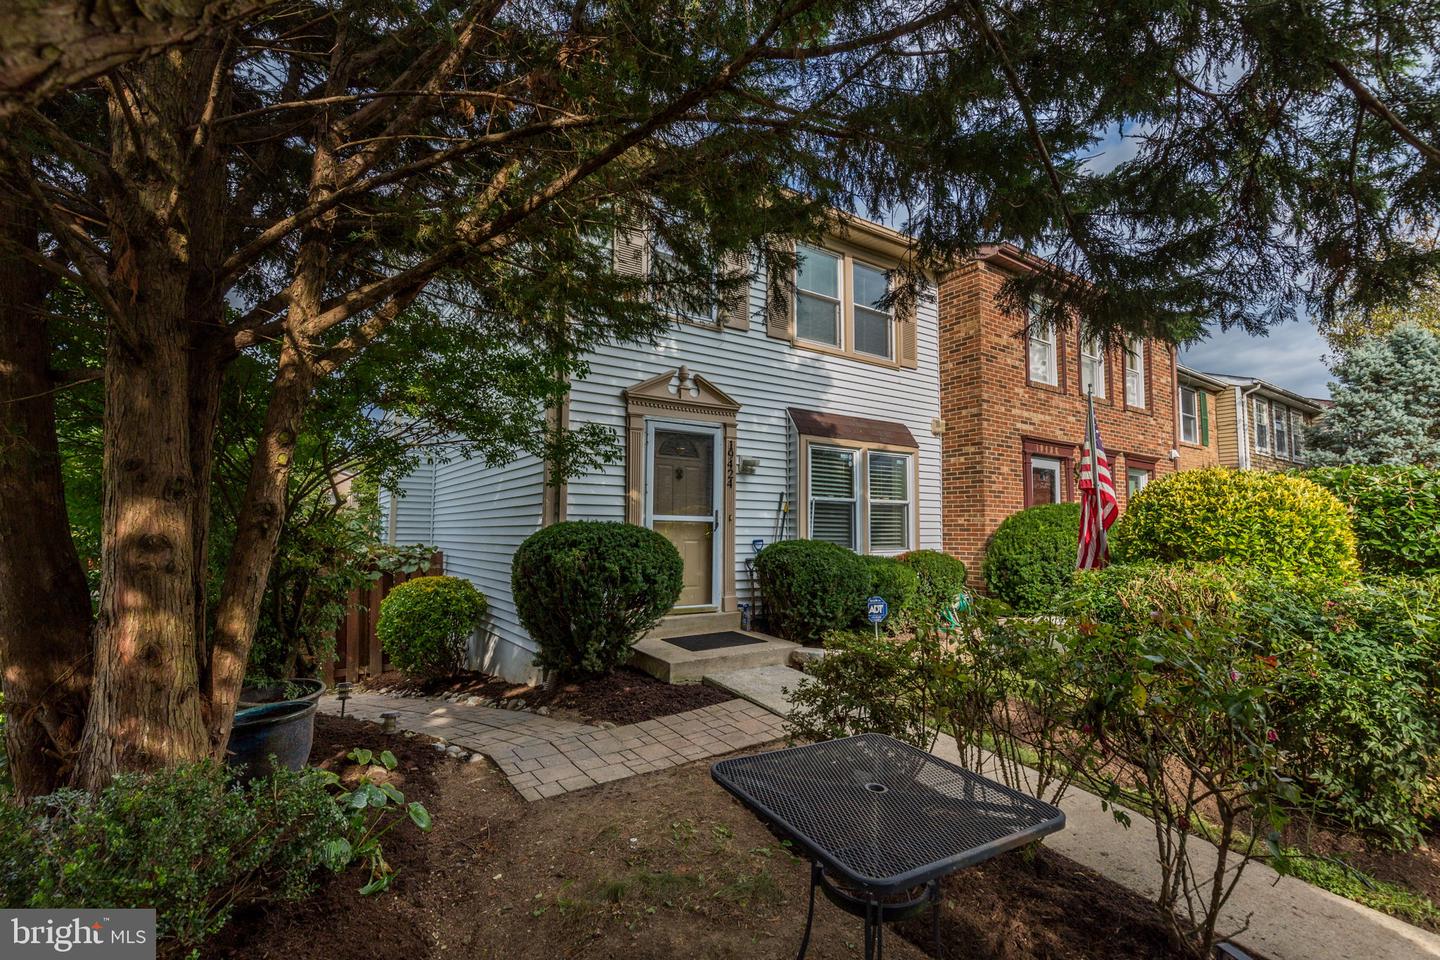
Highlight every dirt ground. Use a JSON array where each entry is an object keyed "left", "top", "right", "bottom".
[
  {"left": 357, "top": 666, "right": 734, "bottom": 725},
  {"left": 216, "top": 715, "right": 1191, "bottom": 960}
]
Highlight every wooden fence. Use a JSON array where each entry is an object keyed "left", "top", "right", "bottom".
[{"left": 323, "top": 552, "right": 444, "bottom": 684}]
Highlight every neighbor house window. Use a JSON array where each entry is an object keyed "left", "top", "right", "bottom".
[
  {"left": 1124, "top": 338, "right": 1145, "bottom": 408},
  {"left": 795, "top": 244, "right": 842, "bottom": 347},
  {"left": 1252, "top": 396, "right": 1270, "bottom": 452},
  {"left": 1027, "top": 455, "right": 1065, "bottom": 506},
  {"left": 651, "top": 236, "right": 717, "bottom": 325},
  {"left": 852, "top": 261, "right": 893, "bottom": 359},
  {"left": 1179, "top": 386, "right": 1199, "bottom": 444},
  {"left": 1028, "top": 322, "right": 1058, "bottom": 386},
  {"left": 867, "top": 452, "right": 911, "bottom": 553},
  {"left": 808, "top": 446, "right": 856, "bottom": 549},
  {"left": 1126, "top": 465, "right": 1152, "bottom": 498},
  {"left": 1081, "top": 336, "right": 1106, "bottom": 398},
  {"left": 1272, "top": 401, "right": 1290, "bottom": 459},
  {"left": 1291, "top": 410, "right": 1305, "bottom": 459}
]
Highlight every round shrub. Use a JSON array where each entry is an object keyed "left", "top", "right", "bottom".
[
  {"left": 511, "top": 521, "right": 682, "bottom": 677},
  {"left": 1302, "top": 465, "right": 1440, "bottom": 575},
  {"left": 1110, "top": 468, "right": 1359, "bottom": 582},
  {"left": 853, "top": 555, "right": 920, "bottom": 633},
  {"left": 897, "top": 549, "right": 967, "bottom": 615},
  {"left": 754, "top": 539, "right": 869, "bottom": 644},
  {"left": 983, "top": 503, "right": 1080, "bottom": 614},
  {"left": 377, "top": 576, "right": 488, "bottom": 678}
]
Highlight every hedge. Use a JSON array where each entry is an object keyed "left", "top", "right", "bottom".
[
  {"left": 376, "top": 576, "right": 487, "bottom": 678},
  {"left": 1302, "top": 465, "right": 1440, "bottom": 575},
  {"left": 755, "top": 539, "right": 870, "bottom": 644},
  {"left": 983, "top": 503, "right": 1080, "bottom": 614},
  {"left": 854, "top": 555, "right": 920, "bottom": 633},
  {"left": 897, "top": 549, "right": 967, "bottom": 616},
  {"left": 1110, "top": 467, "right": 1359, "bottom": 582},
  {"left": 512, "top": 521, "right": 682, "bottom": 676}
]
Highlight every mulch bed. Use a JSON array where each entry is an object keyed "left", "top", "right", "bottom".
[
  {"left": 356, "top": 665, "right": 734, "bottom": 725},
  {"left": 216, "top": 714, "right": 1214, "bottom": 960}
]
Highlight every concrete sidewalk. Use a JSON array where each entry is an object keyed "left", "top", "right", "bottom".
[{"left": 703, "top": 665, "right": 1440, "bottom": 960}]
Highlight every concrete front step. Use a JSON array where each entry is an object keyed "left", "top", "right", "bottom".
[
  {"left": 643, "top": 610, "right": 743, "bottom": 639},
  {"left": 629, "top": 630, "right": 797, "bottom": 684}
]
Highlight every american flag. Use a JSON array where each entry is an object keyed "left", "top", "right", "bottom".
[{"left": 1077, "top": 392, "right": 1118, "bottom": 570}]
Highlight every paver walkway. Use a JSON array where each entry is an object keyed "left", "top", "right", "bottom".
[
  {"left": 321, "top": 692, "right": 786, "bottom": 801},
  {"left": 701, "top": 665, "right": 1440, "bottom": 960}
]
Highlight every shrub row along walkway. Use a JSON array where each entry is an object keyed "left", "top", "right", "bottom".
[{"left": 320, "top": 691, "right": 786, "bottom": 801}]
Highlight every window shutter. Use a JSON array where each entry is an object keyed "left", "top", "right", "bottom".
[
  {"left": 719, "top": 250, "right": 750, "bottom": 331},
  {"left": 766, "top": 242, "right": 795, "bottom": 340},
  {"left": 896, "top": 292, "right": 918, "bottom": 369},
  {"left": 613, "top": 223, "right": 647, "bottom": 278},
  {"left": 1199, "top": 392, "right": 1210, "bottom": 446}
]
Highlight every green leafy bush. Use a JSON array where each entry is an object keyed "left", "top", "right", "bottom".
[
  {"left": 1065, "top": 562, "right": 1440, "bottom": 845},
  {"left": 1110, "top": 467, "right": 1359, "bottom": 582},
  {"left": 318, "top": 746, "right": 433, "bottom": 895},
  {"left": 754, "top": 539, "right": 869, "bottom": 644},
  {"left": 512, "top": 521, "right": 683, "bottom": 676},
  {"left": 854, "top": 555, "right": 920, "bottom": 633},
  {"left": 0, "top": 762, "right": 347, "bottom": 956},
  {"left": 897, "top": 549, "right": 967, "bottom": 617},
  {"left": 983, "top": 503, "right": 1080, "bottom": 613},
  {"left": 377, "top": 575, "right": 488, "bottom": 678},
  {"left": 1302, "top": 465, "right": 1440, "bottom": 575},
  {"left": 787, "top": 629, "right": 938, "bottom": 747}
]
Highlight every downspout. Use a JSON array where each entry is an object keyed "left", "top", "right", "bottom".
[{"left": 1237, "top": 383, "right": 1263, "bottom": 470}]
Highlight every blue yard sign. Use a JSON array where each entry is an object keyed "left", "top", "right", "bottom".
[{"left": 866, "top": 596, "right": 888, "bottom": 624}]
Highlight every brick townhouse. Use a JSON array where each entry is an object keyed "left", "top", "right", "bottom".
[{"left": 936, "top": 245, "right": 1180, "bottom": 578}]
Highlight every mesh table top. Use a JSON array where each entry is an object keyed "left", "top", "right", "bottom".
[{"left": 712, "top": 733, "right": 1065, "bottom": 894}]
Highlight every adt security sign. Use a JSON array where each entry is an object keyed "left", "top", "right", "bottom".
[{"left": 866, "top": 596, "right": 888, "bottom": 624}]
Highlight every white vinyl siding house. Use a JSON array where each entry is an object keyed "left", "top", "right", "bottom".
[{"left": 385, "top": 219, "right": 942, "bottom": 682}]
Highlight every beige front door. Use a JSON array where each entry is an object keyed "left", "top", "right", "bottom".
[{"left": 646, "top": 422, "right": 721, "bottom": 608}]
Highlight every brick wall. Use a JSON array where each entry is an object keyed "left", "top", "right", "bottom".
[{"left": 938, "top": 259, "right": 1179, "bottom": 583}]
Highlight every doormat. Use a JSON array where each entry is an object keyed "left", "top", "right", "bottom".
[{"left": 662, "top": 631, "right": 767, "bottom": 652}]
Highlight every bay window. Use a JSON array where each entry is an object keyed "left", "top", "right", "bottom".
[{"left": 867, "top": 451, "right": 912, "bottom": 553}]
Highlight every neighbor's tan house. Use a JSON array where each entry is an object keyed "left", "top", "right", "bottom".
[{"left": 1187, "top": 372, "right": 1325, "bottom": 471}]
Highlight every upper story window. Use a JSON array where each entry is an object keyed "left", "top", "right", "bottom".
[
  {"left": 867, "top": 451, "right": 912, "bottom": 553},
  {"left": 1124, "top": 338, "right": 1145, "bottom": 408},
  {"left": 1291, "top": 410, "right": 1305, "bottom": 460},
  {"left": 808, "top": 445, "right": 857, "bottom": 550},
  {"left": 795, "top": 245, "right": 842, "bottom": 347},
  {"left": 1272, "top": 401, "right": 1291, "bottom": 459},
  {"left": 852, "top": 261, "right": 893, "bottom": 360},
  {"left": 1081, "top": 335, "right": 1106, "bottom": 398},
  {"left": 1252, "top": 396, "right": 1270, "bottom": 452},
  {"left": 651, "top": 235, "right": 717, "bottom": 325},
  {"left": 1028, "top": 320, "right": 1058, "bottom": 386},
  {"left": 1179, "top": 385, "right": 1200, "bottom": 444}
]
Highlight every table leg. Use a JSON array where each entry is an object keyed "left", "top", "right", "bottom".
[
  {"left": 930, "top": 881, "right": 942, "bottom": 958},
  {"left": 795, "top": 862, "right": 820, "bottom": 960}
]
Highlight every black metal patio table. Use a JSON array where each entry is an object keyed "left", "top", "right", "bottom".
[{"left": 711, "top": 733, "right": 1065, "bottom": 960}]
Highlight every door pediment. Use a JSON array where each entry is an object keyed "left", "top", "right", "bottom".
[{"left": 623, "top": 366, "right": 740, "bottom": 420}]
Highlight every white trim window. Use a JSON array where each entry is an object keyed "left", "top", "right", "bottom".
[
  {"left": 1126, "top": 466, "right": 1151, "bottom": 498},
  {"left": 1081, "top": 335, "right": 1106, "bottom": 398},
  {"left": 808, "top": 446, "right": 857, "bottom": 549},
  {"left": 1291, "top": 410, "right": 1305, "bottom": 460},
  {"left": 1272, "top": 401, "right": 1290, "bottom": 459},
  {"left": 1124, "top": 338, "right": 1145, "bottom": 408},
  {"left": 1028, "top": 322, "right": 1058, "bottom": 386},
  {"left": 852, "top": 260, "right": 892, "bottom": 360},
  {"left": 867, "top": 452, "right": 911, "bottom": 553},
  {"left": 1252, "top": 396, "right": 1271, "bottom": 452},
  {"left": 795, "top": 244, "right": 842, "bottom": 347},
  {"left": 650, "top": 235, "right": 717, "bottom": 325},
  {"left": 1179, "top": 385, "right": 1199, "bottom": 444}
]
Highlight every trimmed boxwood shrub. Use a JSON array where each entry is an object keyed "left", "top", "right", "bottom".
[
  {"left": 897, "top": 549, "right": 967, "bottom": 616},
  {"left": 983, "top": 503, "right": 1080, "bottom": 614},
  {"left": 377, "top": 576, "right": 487, "bottom": 678},
  {"left": 511, "top": 521, "right": 682, "bottom": 676},
  {"left": 1110, "top": 467, "right": 1359, "bottom": 582},
  {"left": 1302, "top": 465, "right": 1440, "bottom": 575},
  {"left": 754, "top": 539, "right": 869, "bottom": 644},
  {"left": 853, "top": 555, "right": 920, "bottom": 633}
]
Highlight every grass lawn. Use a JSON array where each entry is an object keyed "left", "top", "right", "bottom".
[{"left": 216, "top": 715, "right": 1196, "bottom": 959}]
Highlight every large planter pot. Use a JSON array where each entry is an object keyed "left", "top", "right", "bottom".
[
  {"left": 226, "top": 699, "right": 318, "bottom": 781},
  {"left": 238, "top": 677, "right": 325, "bottom": 709}
]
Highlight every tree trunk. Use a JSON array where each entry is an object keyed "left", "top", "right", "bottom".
[
  {"left": 0, "top": 157, "right": 96, "bottom": 797},
  {"left": 207, "top": 340, "right": 314, "bottom": 753},
  {"left": 74, "top": 52, "right": 223, "bottom": 789}
]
